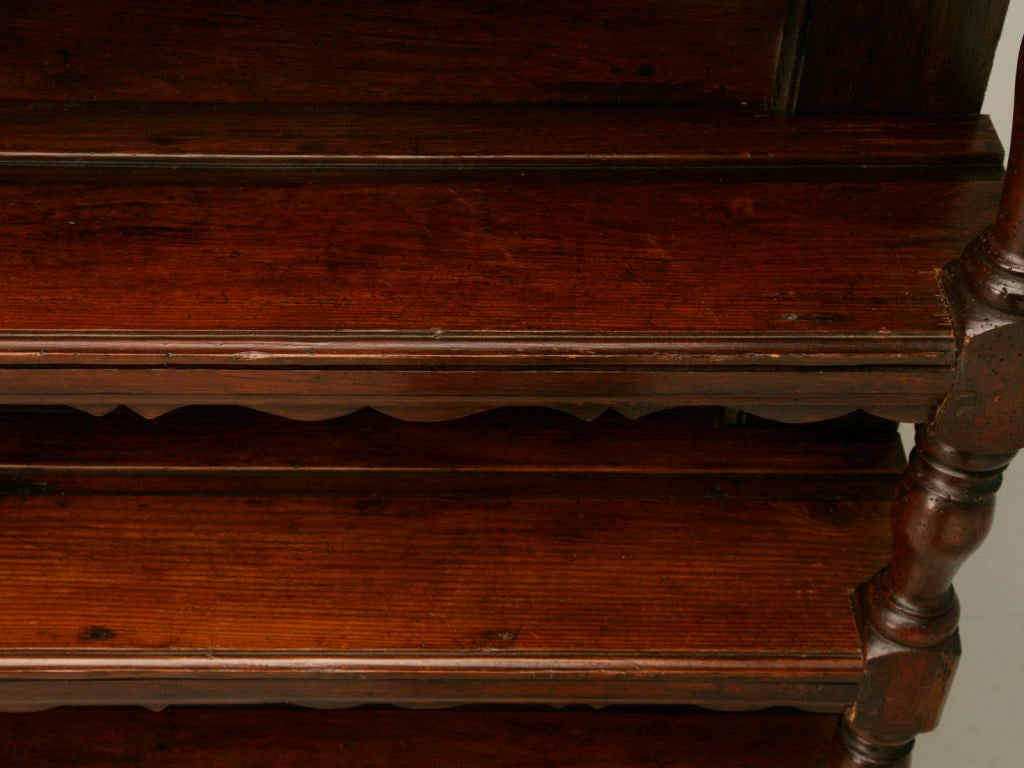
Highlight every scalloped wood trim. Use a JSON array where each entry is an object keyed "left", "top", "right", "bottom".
[{"left": 57, "top": 402, "right": 931, "bottom": 425}]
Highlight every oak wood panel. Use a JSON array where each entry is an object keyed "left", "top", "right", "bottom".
[
  {"left": 0, "top": 105, "right": 1002, "bottom": 173},
  {"left": 0, "top": 708, "right": 840, "bottom": 768},
  {"left": 1, "top": 0, "right": 787, "bottom": 107},
  {"left": 0, "top": 178, "right": 999, "bottom": 339}
]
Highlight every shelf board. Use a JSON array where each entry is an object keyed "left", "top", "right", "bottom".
[
  {"left": 0, "top": 173, "right": 988, "bottom": 343},
  {"left": 0, "top": 707, "right": 842, "bottom": 768},
  {"left": 0, "top": 106, "right": 1002, "bottom": 420},
  {"left": 0, "top": 408, "right": 897, "bottom": 711}
]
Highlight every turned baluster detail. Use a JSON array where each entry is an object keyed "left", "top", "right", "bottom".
[
  {"left": 863, "top": 430, "right": 1013, "bottom": 650},
  {"left": 835, "top": 432, "right": 1015, "bottom": 767},
  {"left": 835, "top": 35, "right": 1024, "bottom": 768}
]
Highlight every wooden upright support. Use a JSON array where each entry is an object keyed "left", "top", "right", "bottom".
[{"left": 836, "top": 36, "right": 1024, "bottom": 767}]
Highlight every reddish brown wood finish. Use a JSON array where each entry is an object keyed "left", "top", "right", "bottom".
[
  {"left": 1, "top": 3, "right": 1020, "bottom": 764},
  {"left": 835, "top": 33, "right": 1024, "bottom": 768},
  {"left": 833, "top": 720, "right": 913, "bottom": 768},
  {"left": 0, "top": 708, "right": 840, "bottom": 768},
  {"left": 0, "top": 98, "right": 1004, "bottom": 425},
  {"left": 1, "top": 492, "right": 880, "bottom": 658},
  {"left": 0, "top": 1, "right": 787, "bottom": 107},
  {"left": 962, "top": 39, "right": 1024, "bottom": 316},
  {"left": 839, "top": 442, "right": 991, "bottom": 763},
  {"left": 0, "top": 156, "right": 1002, "bottom": 421},
  {"left": 927, "top": 47, "right": 1024, "bottom": 455},
  {"left": 0, "top": 410, "right": 898, "bottom": 712},
  {"left": 0, "top": 366, "right": 956, "bottom": 426},
  {"left": 0, "top": 177, "right": 991, "bottom": 336},
  {"left": 865, "top": 430, "right": 1011, "bottom": 650}
]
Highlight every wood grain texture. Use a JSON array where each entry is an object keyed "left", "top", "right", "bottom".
[
  {"left": 0, "top": 366, "right": 955, "bottom": 426},
  {"left": 0, "top": 494, "right": 889, "bottom": 657},
  {"left": 0, "top": 708, "right": 840, "bottom": 768},
  {"left": 0, "top": 106, "right": 1003, "bottom": 419},
  {"left": 0, "top": 105, "right": 1002, "bottom": 173},
  {"left": 0, "top": 406, "right": 904, "bottom": 499},
  {"left": 834, "top": 431, "right": 1014, "bottom": 765},
  {"left": 796, "top": 0, "right": 1009, "bottom": 114},
  {"left": 0, "top": 0, "right": 1016, "bottom": 762},
  {"left": 0, "top": 467, "right": 893, "bottom": 707},
  {"left": 0, "top": 0, "right": 787, "bottom": 107},
  {"left": 0, "top": 164, "right": 992, "bottom": 417},
  {"left": 0, "top": 177, "right": 997, "bottom": 336}
]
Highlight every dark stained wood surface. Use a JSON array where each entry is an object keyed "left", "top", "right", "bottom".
[
  {"left": 0, "top": 366, "right": 956, "bottom": 426},
  {"left": 0, "top": 411, "right": 899, "bottom": 710},
  {"left": 0, "top": 708, "right": 840, "bottom": 768},
  {"left": 0, "top": 1, "right": 1017, "bottom": 763},
  {"left": 0, "top": 166, "right": 995, "bottom": 420},
  {"left": 0, "top": 106, "right": 1004, "bottom": 420},
  {"left": 937, "top": 42, "right": 1024, "bottom": 454},
  {"left": 1, "top": 0, "right": 787, "bottom": 107},
  {"left": 0, "top": 494, "right": 888, "bottom": 654},
  {"left": 0, "top": 105, "right": 1002, "bottom": 172},
  {"left": 0, "top": 493, "right": 889, "bottom": 708},
  {"left": 0, "top": 177, "right": 998, "bottom": 338},
  {"left": 0, "top": 406, "right": 905, "bottom": 499},
  {"left": 795, "top": 0, "right": 1009, "bottom": 114}
]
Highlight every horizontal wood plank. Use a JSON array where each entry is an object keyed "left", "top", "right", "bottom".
[
  {"left": 0, "top": 106, "right": 1002, "bottom": 172},
  {"left": 0, "top": 708, "right": 841, "bottom": 768},
  {"left": 0, "top": 177, "right": 996, "bottom": 338},
  {"left": 0, "top": 411, "right": 898, "bottom": 709},
  {"left": 0, "top": 491, "right": 890, "bottom": 708},
  {"left": 0, "top": 494, "right": 889, "bottom": 657},
  {"left": 0, "top": 1, "right": 787, "bottom": 107},
  {"left": 0, "top": 110, "right": 1001, "bottom": 416}
]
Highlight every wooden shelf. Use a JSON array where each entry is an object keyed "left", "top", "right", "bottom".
[
  {"left": 0, "top": 105, "right": 1004, "bottom": 423},
  {"left": 0, "top": 707, "right": 842, "bottom": 768},
  {"left": 0, "top": 161, "right": 990, "bottom": 341},
  {"left": 2, "top": 2, "right": 1017, "bottom": 766},
  {"left": 0, "top": 408, "right": 898, "bottom": 712}
]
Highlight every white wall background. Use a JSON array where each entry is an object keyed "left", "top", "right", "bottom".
[{"left": 909, "top": 4, "right": 1024, "bottom": 764}]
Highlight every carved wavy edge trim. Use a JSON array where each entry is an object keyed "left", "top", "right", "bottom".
[{"left": 61, "top": 402, "right": 931, "bottom": 425}]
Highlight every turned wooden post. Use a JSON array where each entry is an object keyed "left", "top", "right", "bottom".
[
  {"left": 834, "top": 434, "right": 1014, "bottom": 767},
  {"left": 834, "top": 36, "right": 1024, "bottom": 768}
]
